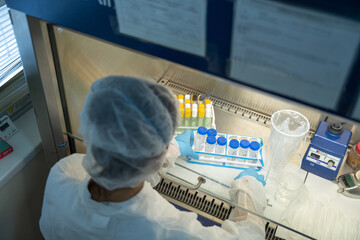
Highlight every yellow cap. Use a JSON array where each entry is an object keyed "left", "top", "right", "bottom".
[
  {"left": 199, "top": 103, "right": 205, "bottom": 109},
  {"left": 185, "top": 99, "right": 191, "bottom": 104},
  {"left": 185, "top": 108, "right": 191, "bottom": 118},
  {"left": 205, "top": 99, "right": 211, "bottom": 105},
  {"left": 178, "top": 94, "right": 184, "bottom": 100},
  {"left": 198, "top": 108, "right": 205, "bottom": 118}
]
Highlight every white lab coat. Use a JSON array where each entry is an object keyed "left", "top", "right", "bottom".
[{"left": 39, "top": 154, "right": 265, "bottom": 240}]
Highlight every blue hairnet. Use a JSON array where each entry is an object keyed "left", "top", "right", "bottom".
[{"left": 79, "top": 76, "right": 179, "bottom": 190}]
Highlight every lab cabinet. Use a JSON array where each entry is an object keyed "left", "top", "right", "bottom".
[{"left": 7, "top": 0, "right": 360, "bottom": 239}]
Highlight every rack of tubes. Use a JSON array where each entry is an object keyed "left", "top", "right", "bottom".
[
  {"left": 175, "top": 94, "right": 215, "bottom": 134},
  {"left": 188, "top": 127, "right": 264, "bottom": 170}
]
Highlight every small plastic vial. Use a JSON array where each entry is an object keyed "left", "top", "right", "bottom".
[
  {"left": 346, "top": 142, "right": 360, "bottom": 170},
  {"left": 207, "top": 128, "right": 217, "bottom": 137},
  {"left": 215, "top": 137, "right": 227, "bottom": 155},
  {"left": 228, "top": 139, "right": 239, "bottom": 156},
  {"left": 195, "top": 127, "right": 207, "bottom": 150},
  {"left": 205, "top": 136, "right": 216, "bottom": 153},
  {"left": 249, "top": 141, "right": 261, "bottom": 159},
  {"left": 184, "top": 103, "right": 191, "bottom": 127},
  {"left": 239, "top": 139, "right": 250, "bottom": 157}
]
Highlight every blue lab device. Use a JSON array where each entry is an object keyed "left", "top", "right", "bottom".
[{"left": 301, "top": 121, "right": 352, "bottom": 181}]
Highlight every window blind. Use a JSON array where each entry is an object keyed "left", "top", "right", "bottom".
[{"left": 0, "top": 5, "right": 21, "bottom": 87}]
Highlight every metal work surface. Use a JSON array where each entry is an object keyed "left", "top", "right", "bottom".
[{"left": 155, "top": 178, "right": 288, "bottom": 240}]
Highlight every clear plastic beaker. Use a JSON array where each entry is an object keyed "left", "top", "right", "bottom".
[
  {"left": 274, "top": 172, "right": 304, "bottom": 206},
  {"left": 267, "top": 110, "right": 310, "bottom": 177}
]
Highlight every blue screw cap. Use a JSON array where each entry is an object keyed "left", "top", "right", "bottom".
[
  {"left": 229, "top": 139, "right": 239, "bottom": 149},
  {"left": 206, "top": 136, "right": 216, "bottom": 144},
  {"left": 217, "top": 137, "right": 227, "bottom": 146},
  {"left": 207, "top": 128, "right": 217, "bottom": 137},
  {"left": 197, "top": 127, "right": 207, "bottom": 135},
  {"left": 240, "top": 139, "right": 250, "bottom": 149},
  {"left": 249, "top": 141, "right": 260, "bottom": 151}
]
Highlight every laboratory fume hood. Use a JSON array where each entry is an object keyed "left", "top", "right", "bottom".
[{"left": 6, "top": 0, "right": 360, "bottom": 239}]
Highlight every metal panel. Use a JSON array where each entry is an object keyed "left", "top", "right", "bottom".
[
  {"left": 164, "top": 64, "right": 324, "bottom": 131},
  {"left": 52, "top": 27, "right": 171, "bottom": 153},
  {"left": 164, "top": 63, "right": 360, "bottom": 144},
  {"left": 10, "top": 10, "right": 69, "bottom": 166}
]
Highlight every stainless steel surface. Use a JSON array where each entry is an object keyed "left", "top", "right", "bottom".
[
  {"left": 154, "top": 177, "right": 230, "bottom": 223},
  {"left": 11, "top": 11, "right": 69, "bottom": 166},
  {"left": 53, "top": 27, "right": 171, "bottom": 153},
  {"left": 164, "top": 64, "right": 324, "bottom": 131},
  {"left": 164, "top": 64, "right": 360, "bottom": 145}
]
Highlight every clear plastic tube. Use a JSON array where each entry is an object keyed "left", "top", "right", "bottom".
[
  {"left": 191, "top": 104, "right": 198, "bottom": 127},
  {"left": 198, "top": 104, "right": 205, "bottom": 127},
  {"left": 205, "top": 136, "right": 216, "bottom": 153},
  {"left": 205, "top": 105, "right": 212, "bottom": 128},
  {"left": 215, "top": 136, "right": 227, "bottom": 156},
  {"left": 239, "top": 139, "right": 250, "bottom": 157},
  {"left": 249, "top": 141, "right": 260, "bottom": 159},
  {"left": 184, "top": 103, "right": 191, "bottom": 127},
  {"left": 195, "top": 127, "right": 207, "bottom": 150},
  {"left": 228, "top": 139, "right": 239, "bottom": 156}
]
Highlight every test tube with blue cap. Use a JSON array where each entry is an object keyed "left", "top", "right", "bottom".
[
  {"left": 205, "top": 136, "right": 216, "bottom": 153},
  {"left": 215, "top": 137, "right": 227, "bottom": 158},
  {"left": 207, "top": 128, "right": 217, "bottom": 137},
  {"left": 228, "top": 139, "right": 239, "bottom": 156},
  {"left": 195, "top": 127, "right": 207, "bottom": 150},
  {"left": 249, "top": 141, "right": 260, "bottom": 159},
  {"left": 239, "top": 139, "right": 250, "bottom": 157}
]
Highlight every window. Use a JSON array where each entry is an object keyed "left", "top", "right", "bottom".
[{"left": 0, "top": 4, "right": 22, "bottom": 88}]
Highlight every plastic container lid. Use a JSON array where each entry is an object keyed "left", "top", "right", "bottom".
[
  {"left": 217, "top": 137, "right": 227, "bottom": 146},
  {"left": 205, "top": 99, "right": 211, "bottom": 105},
  {"left": 191, "top": 95, "right": 198, "bottom": 102},
  {"left": 356, "top": 142, "right": 360, "bottom": 154},
  {"left": 240, "top": 139, "right": 250, "bottom": 149},
  {"left": 206, "top": 136, "right": 216, "bottom": 145},
  {"left": 250, "top": 141, "right": 261, "bottom": 151},
  {"left": 197, "top": 127, "right": 207, "bottom": 135},
  {"left": 178, "top": 94, "right": 184, "bottom": 100},
  {"left": 207, "top": 128, "right": 217, "bottom": 137},
  {"left": 229, "top": 139, "right": 239, "bottom": 149}
]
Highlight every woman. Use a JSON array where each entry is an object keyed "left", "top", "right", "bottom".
[{"left": 39, "top": 76, "right": 265, "bottom": 239}]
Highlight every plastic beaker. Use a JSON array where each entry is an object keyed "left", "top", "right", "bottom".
[
  {"left": 267, "top": 110, "right": 310, "bottom": 177},
  {"left": 274, "top": 172, "right": 304, "bottom": 206}
]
